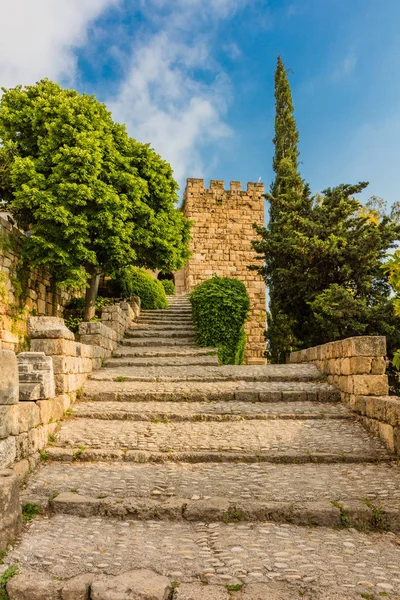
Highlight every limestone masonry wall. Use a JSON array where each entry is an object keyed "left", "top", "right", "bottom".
[
  {"left": 182, "top": 179, "right": 266, "bottom": 363},
  {"left": 0, "top": 216, "right": 71, "bottom": 353},
  {"left": 290, "top": 336, "right": 400, "bottom": 455}
]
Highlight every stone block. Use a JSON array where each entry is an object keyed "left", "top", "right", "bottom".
[
  {"left": 91, "top": 569, "right": 171, "bottom": 600},
  {"left": 12, "top": 458, "right": 30, "bottom": 482},
  {"left": 383, "top": 396, "right": 400, "bottom": 426},
  {"left": 340, "top": 356, "right": 372, "bottom": 375},
  {"left": 0, "top": 436, "right": 16, "bottom": 469},
  {"left": 61, "top": 573, "right": 93, "bottom": 600},
  {"left": 27, "top": 316, "right": 75, "bottom": 340},
  {"left": 9, "top": 403, "right": 41, "bottom": 434},
  {"left": 0, "top": 470, "right": 21, "bottom": 550},
  {"left": 371, "top": 357, "right": 386, "bottom": 375},
  {"left": 344, "top": 336, "right": 386, "bottom": 358},
  {"left": 0, "top": 406, "right": 13, "bottom": 439},
  {"left": 352, "top": 374, "right": 389, "bottom": 396},
  {"left": 31, "top": 338, "right": 76, "bottom": 356},
  {"left": 7, "top": 572, "right": 62, "bottom": 600},
  {"left": 0, "top": 350, "right": 19, "bottom": 405},
  {"left": 17, "top": 352, "right": 55, "bottom": 400},
  {"left": 37, "top": 396, "right": 66, "bottom": 425},
  {"left": 378, "top": 422, "right": 395, "bottom": 452}
]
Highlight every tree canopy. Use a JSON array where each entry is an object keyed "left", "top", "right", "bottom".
[
  {"left": 0, "top": 79, "right": 190, "bottom": 318},
  {"left": 252, "top": 57, "right": 400, "bottom": 362}
]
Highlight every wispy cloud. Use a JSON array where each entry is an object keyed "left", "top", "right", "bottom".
[
  {"left": 108, "top": 0, "right": 252, "bottom": 189},
  {"left": 0, "top": 0, "right": 119, "bottom": 89},
  {"left": 332, "top": 51, "right": 357, "bottom": 81}
]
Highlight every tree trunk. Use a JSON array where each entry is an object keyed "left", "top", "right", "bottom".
[{"left": 84, "top": 265, "right": 100, "bottom": 321}]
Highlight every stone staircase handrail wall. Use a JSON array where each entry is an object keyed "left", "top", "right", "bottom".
[{"left": 290, "top": 335, "right": 400, "bottom": 454}]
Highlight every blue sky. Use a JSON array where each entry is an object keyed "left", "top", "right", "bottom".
[{"left": 1, "top": 0, "right": 399, "bottom": 204}]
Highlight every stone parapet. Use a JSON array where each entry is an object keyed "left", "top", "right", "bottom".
[
  {"left": 101, "top": 303, "right": 131, "bottom": 342},
  {"left": 290, "top": 336, "right": 400, "bottom": 454},
  {"left": 0, "top": 470, "right": 21, "bottom": 551},
  {"left": 79, "top": 320, "right": 118, "bottom": 356}
]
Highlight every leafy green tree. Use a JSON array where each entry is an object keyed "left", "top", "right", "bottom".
[
  {"left": 0, "top": 80, "right": 190, "bottom": 319},
  {"left": 252, "top": 58, "right": 400, "bottom": 361}
]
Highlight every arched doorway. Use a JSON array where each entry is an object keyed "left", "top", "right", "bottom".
[{"left": 157, "top": 272, "right": 175, "bottom": 285}]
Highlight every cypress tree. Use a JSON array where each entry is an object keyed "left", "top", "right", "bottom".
[{"left": 252, "top": 56, "right": 312, "bottom": 362}]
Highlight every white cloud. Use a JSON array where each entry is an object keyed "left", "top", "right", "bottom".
[
  {"left": 0, "top": 0, "right": 119, "bottom": 89},
  {"left": 109, "top": 0, "right": 250, "bottom": 189},
  {"left": 332, "top": 51, "right": 357, "bottom": 81}
]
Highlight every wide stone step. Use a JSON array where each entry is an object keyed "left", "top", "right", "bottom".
[
  {"left": 125, "top": 329, "right": 195, "bottom": 339},
  {"left": 47, "top": 417, "right": 389, "bottom": 464},
  {"left": 141, "top": 310, "right": 193, "bottom": 315},
  {"left": 21, "top": 461, "right": 400, "bottom": 531},
  {"left": 128, "top": 324, "right": 195, "bottom": 331},
  {"left": 83, "top": 379, "right": 340, "bottom": 402},
  {"left": 89, "top": 363, "right": 325, "bottom": 383},
  {"left": 71, "top": 400, "right": 351, "bottom": 421},
  {"left": 120, "top": 337, "right": 196, "bottom": 347},
  {"left": 4, "top": 514, "right": 400, "bottom": 596},
  {"left": 112, "top": 346, "right": 217, "bottom": 358},
  {"left": 105, "top": 355, "right": 220, "bottom": 368}
]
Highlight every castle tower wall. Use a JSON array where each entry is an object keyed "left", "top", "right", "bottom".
[{"left": 182, "top": 178, "right": 266, "bottom": 363}]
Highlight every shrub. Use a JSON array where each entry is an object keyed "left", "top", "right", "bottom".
[
  {"left": 190, "top": 276, "right": 250, "bottom": 364},
  {"left": 161, "top": 279, "right": 175, "bottom": 295},
  {"left": 113, "top": 267, "right": 168, "bottom": 309}
]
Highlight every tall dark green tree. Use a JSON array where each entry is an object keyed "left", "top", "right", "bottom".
[
  {"left": 252, "top": 56, "right": 312, "bottom": 362},
  {"left": 252, "top": 58, "right": 400, "bottom": 362}
]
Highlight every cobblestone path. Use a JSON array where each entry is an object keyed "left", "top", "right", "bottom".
[{"left": 4, "top": 295, "right": 400, "bottom": 599}]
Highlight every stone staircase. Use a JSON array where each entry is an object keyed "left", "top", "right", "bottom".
[{"left": 5, "top": 295, "right": 400, "bottom": 599}]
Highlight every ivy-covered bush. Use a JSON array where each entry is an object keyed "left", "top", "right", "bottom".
[
  {"left": 161, "top": 279, "right": 175, "bottom": 295},
  {"left": 190, "top": 276, "right": 250, "bottom": 364},
  {"left": 113, "top": 267, "right": 168, "bottom": 309}
]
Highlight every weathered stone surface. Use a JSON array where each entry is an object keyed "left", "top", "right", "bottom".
[
  {"left": 17, "top": 352, "right": 55, "bottom": 400},
  {"left": 0, "top": 436, "right": 16, "bottom": 469},
  {"left": 91, "top": 569, "right": 171, "bottom": 600},
  {"left": 0, "top": 469, "right": 21, "bottom": 550},
  {"left": 7, "top": 571, "right": 62, "bottom": 600},
  {"left": 61, "top": 573, "right": 93, "bottom": 600},
  {"left": 52, "top": 492, "right": 100, "bottom": 517},
  {"left": 37, "top": 395, "right": 67, "bottom": 425},
  {"left": 9, "top": 402, "right": 40, "bottom": 434},
  {"left": 27, "top": 316, "right": 75, "bottom": 340},
  {"left": 0, "top": 406, "right": 13, "bottom": 439},
  {"left": 175, "top": 583, "right": 229, "bottom": 599},
  {"left": 0, "top": 350, "right": 19, "bottom": 404}
]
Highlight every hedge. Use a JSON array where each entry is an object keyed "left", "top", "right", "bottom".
[
  {"left": 112, "top": 267, "right": 168, "bottom": 309},
  {"left": 160, "top": 279, "right": 176, "bottom": 295},
  {"left": 190, "top": 275, "right": 250, "bottom": 364}
]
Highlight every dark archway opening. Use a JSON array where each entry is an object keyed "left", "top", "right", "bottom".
[{"left": 157, "top": 272, "right": 175, "bottom": 284}]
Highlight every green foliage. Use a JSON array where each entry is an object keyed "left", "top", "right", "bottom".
[
  {"left": 21, "top": 503, "right": 40, "bottom": 522},
  {"left": 160, "top": 279, "right": 175, "bottom": 295},
  {"left": 190, "top": 276, "right": 250, "bottom": 365},
  {"left": 0, "top": 565, "right": 18, "bottom": 600},
  {"left": 252, "top": 57, "right": 400, "bottom": 362},
  {"left": 64, "top": 315, "right": 82, "bottom": 334},
  {"left": 0, "top": 79, "right": 190, "bottom": 315},
  {"left": 113, "top": 267, "right": 167, "bottom": 309}
]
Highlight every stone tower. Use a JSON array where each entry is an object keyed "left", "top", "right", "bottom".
[{"left": 178, "top": 178, "right": 266, "bottom": 364}]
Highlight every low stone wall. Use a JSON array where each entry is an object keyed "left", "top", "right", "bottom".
[
  {"left": 79, "top": 321, "right": 118, "bottom": 357},
  {"left": 101, "top": 302, "right": 133, "bottom": 342},
  {"left": 290, "top": 336, "right": 400, "bottom": 455}
]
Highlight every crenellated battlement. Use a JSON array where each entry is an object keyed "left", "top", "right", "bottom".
[{"left": 186, "top": 178, "right": 264, "bottom": 195}]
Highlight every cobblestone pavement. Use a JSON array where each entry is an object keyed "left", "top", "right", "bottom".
[
  {"left": 71, "top": 399, "right": 351, "bottom": 420},
  {"left": 84, "top": 379, "right": 340, "bottom": 402},
  {"left": 22, "top": 461, "right": 400, "bottom": 506},
  {"left": 5, "top": 515, "right": 400, "bottom": 597},
  {"left": 90, "top": 363, "right": 324, "bottom": 382},
  {"left": 53, "top": 418, "right": 388, "bottom": 459},
  {"left": 7, "top": 296, "right": 400, "bottom": 599}
]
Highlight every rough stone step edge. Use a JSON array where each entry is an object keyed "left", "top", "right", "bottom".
[
  {"left": 70, "top": 410, "right": 351, "bottom": 423},
  {"left": 104, "top": 359, "right": 220, "bottom": 367},
  {"left": 45, "top": 447, "right": 391, "bottom": 465},
  {"left": 82, "top": 390, "right": 340, "bottom": 403},
  {"left": 33, "top": 492, "right": 400, "bottom": 533}
]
